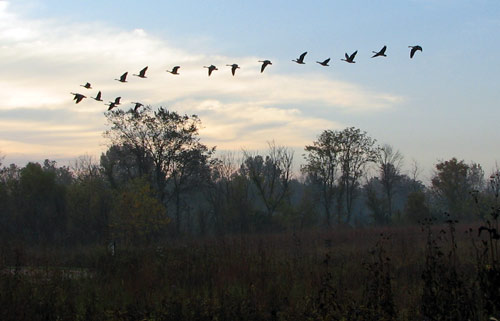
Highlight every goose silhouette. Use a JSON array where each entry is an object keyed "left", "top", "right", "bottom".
[
  {"left": 167, "top": 66, "right": 180, "bottom": 75},
  {"left": 227, "top": 64, "right": 240, "bottom": 76},
  {"left": 106, "top": 102, "right": 117, "bottom": 111},
  {"left": 341, "top": 50, "right": 357, "bottom": 63},
  {"left": 203, "top": 65, "right": 218, "bottom": 76},
  {"left": 293, "top": 52, "right": 307, "bottom": 64},
  {"left": 115, "top": 72, "right": 128, "bottom": 83},
  {"left": 316, "top": 58, "right": 330, "bottom": 66},
  {"left": 70, "top": 92, "right": 86, "bottom": 104},
  {"left": 131, "top": 102, "right": 144, "bottom": 111},
  {"left": 133, "top": 66, "right": 148, "bottom": 78},
  {"left": 258, "top": 60, "right": 272, "bottom": 73},
  {"left": 409, "top": 45, "right": 422, "bottom": 58},
  {"left": 92, "top": 91, "right": 103, "bottom": 102},
  {"left": 372, "top": 46, "right": 387, "bottom": 58}
]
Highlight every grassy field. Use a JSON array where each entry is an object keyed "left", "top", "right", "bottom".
[{"left": 0, "top": 221, "right": 498, "bottom": 321}]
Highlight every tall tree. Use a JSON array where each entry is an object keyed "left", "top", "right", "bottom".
[
  {"left": 303, "top": 127, "right": 377, "bottom": 225},
  {"left": 302, "top": 130, "right": 340, "bottom": 226},
  {"left": 204, "top": 153, "right": 240, "bottom": 233},
  {"left": 431, "top": 158, "right": 483, "bottom": 220},
  {"left": 100, "top": 144, "right": 152, "bottom": 188},
  {"left": 242, "top": 142, "right": 294, "bottom": 221},
  {"left": 67, "top": 155, "right": 112, "bottom": 244},
  {"left": 336, "top": 127, "right": 378, "bottom": 223},
  {"left": 364, "top": 177, "right": 389, "bottom": 225},
  {"left": 104, "top": 106, "right": 214, "bottom": 233},
  {"left": 377, "top": 144, "right": 404, "bottom": 221},
  {"left": 409, "top": 159, "right": 424, "bottom": 192},
  {"left": 17, "top": 162, "right": 67, "bottom": 243}
]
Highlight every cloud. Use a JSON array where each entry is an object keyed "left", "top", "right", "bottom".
[
  {"left": 170, "top": 99, "right": 343, "bottom": 150},
  {"left": 0, "top": 1, "right": 402, "bottom": 162}
]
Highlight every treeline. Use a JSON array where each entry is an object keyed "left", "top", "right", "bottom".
[{"left": 0, "top": 106, "right": 496, "bottom": 245}]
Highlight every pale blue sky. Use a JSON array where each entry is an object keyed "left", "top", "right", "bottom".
[{"left": 1, "top": 0, "right": 500, "bottom": 180}]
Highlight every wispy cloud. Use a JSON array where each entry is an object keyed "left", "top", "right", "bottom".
[
  {"left": 171, "top": 99, "right": 344, "bottom": 150},
  {"left": 0, "top": 1, "right": 402, "bottom": 163}
]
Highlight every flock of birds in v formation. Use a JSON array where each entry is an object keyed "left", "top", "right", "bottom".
[{"left": 70, "top": 45, "right": 423, "bottom": 111}]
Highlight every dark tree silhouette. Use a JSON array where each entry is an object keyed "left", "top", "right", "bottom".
[
  {"left": 431, "top": 158, "right": 484, "bottom": 220},
  {"left": 241, "top": 142, "right": 294, "bottom": 221},
  {"left": 302, "top": 131, "right": 340, "bottom": 226},
  {"left": 104, "top": 106, "right": 214, "bottom": 233},
  {"left": 303, "top": 127, "right": 377, "bottom": 225},
  {"left": 377, "top": 144, "right": 404, "bottom": 221}
]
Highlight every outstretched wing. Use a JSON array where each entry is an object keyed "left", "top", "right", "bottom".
[
  {"left": 260, "top": 60, "right": 271, "bottom": 73},
  {"left": 75, "top": 95, "right": 85, "bottom": 104},
  {"left": 410, "top": 47, "right": 416, "bottom": 58}
]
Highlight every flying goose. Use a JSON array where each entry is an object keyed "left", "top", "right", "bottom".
[
  {"left": 133, "top": 66, "right": 148, "bottom": 78},
  {"left": 227, "top": 64, "right": 240, "bottom": 76},
  {"left": 92, "top": 91, "right": 103, "bottom": 102},
  {"left": 167, "top": 66, "right": 180, "bottom": 75},
  {"left": 341, "top": 50, "right": 357, "bottom": 63},
  {"left": 80, "top": 82, "right": 92, "bottom": 89},
  {"left": 371, "top": 46, "right": 387, "bottom": 58},
  {"left": 203, "top": 65, "right": 218, "bottom": 76},
  {"left": 106, "top": 102, "right": 117, "bottom": 111},
  {"left": 115, "top": 72, "right": 128, "bottom": 83},
  {"left": 258, "top": 60, "right": 272, "bottom": 73},
  {"left": 131, "top": 102, "right": 144, "bottom": 111},
  {"left": 70, "top": 92, "right": 86, "bottom": 104},
  {"left": 316, "top": 58, "right": 330, "bottom": 66},
  {"left": 409, "top": 45, "right": 422, "bottom": 58},
  {"left": 293, "top": 52, "right": 307, "bottom": 64}
]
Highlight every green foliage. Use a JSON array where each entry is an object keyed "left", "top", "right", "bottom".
[
  {"left": 404, "top": 191, "right": 431, "bottom": 224},
  {"left": 110, "top": 177, "right": 170, "bottom": 245},
  {"left": 66, "top": 173, "right": 112, "bottom": 244},
  {"left": 431, "top": 158, "right": 484, "bottom": 220},
  {"left": 17, "top": 162, "right": 68, "bottom": 243}
]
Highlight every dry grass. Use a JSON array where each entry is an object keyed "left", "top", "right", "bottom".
[{"left": 0, "top": 223, "right": 498, "bottom": 321}]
